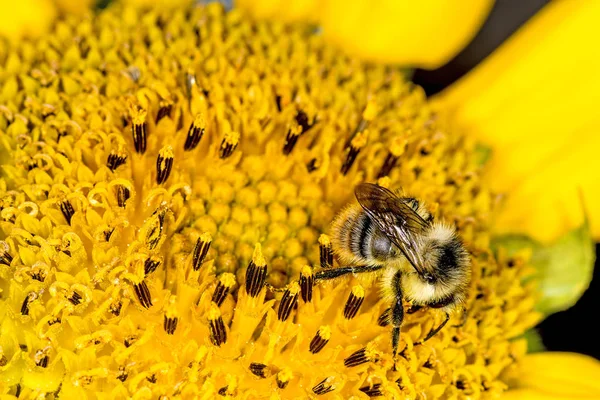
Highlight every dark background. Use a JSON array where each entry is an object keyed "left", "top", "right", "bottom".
[{"left": 413, "top": 0, "right": 600, "bottom": 360}]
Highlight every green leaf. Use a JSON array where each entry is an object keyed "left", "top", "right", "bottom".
[
  {"left": 522, "top": 329, "right": 545, "bottom": 353},
  {"left": 492, "top": 222, "right": 595, "bottom": 316}
]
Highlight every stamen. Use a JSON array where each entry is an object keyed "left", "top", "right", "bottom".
[
  {"left": 192, "top": 233, "right": 212, "bottom": 271},
  {"left": 184, "top": 114, "right": 205, "bottom": 151},
  {"left": 212, "top": 273, "right": 236, "bottom": 306},
  {"left": 0, "top": 241, "right": 12, "bottom": 266},
  {"left": 68, "top": 291, "right": 83, "bottom": 305},
  {"left": 377, "top": 137, "right": 406, "bottom": 178},
  {"left": 156, "top": 100, "right": 173, "bottom": 123},
  {"left": 295, "top": 109, "right": 313, "bottom": 133},
  {"left": 124, "top": 335, "right": 137, "bottom": 347},
  {"left": 163, "top": 296, "right": 178, "bottom": 335},
  {"left": 249, "top": 363, "right": 271, "bottom": 378},
  {"left": 133, "top": 280, "right": 152, "bottom": 309},
  {"left": 306, "top": 158, "right": 319, "bottom": 173},
  {"left": 318, "top": 235, "right": 333, "bottom": 269},
  {"left": 313, "top": 377, "right": 335, "bottom": 395},
  {"left": 344, "top": 285, "right": 365, "bottom": 319},
  {"left": 344, "top": 347, "right": 372, "bottom": 367},
  {"left": 114, "top": 184, "right": 130, "bottom": 208},
  {"left": 299, "top": 265, "right": 313, "bottom": 303},
  {"left": 208, "top": 304, "right": 227, "bottom": 347},
  {"left": 245, "top": 244, "right": 267, "bottom": 297},
  {"left": 309, "top": 326, "right": 331, "bottom": 354},
  {"left": 378, "top": 308, "right": 391, "bottom": 327},
  {"left": 110, "top": 300, "right": 122, "bottom": 316},
  {"left": 282, "top": 125, "right": 302, "bottom": 155},
  {"left": 21, "top": 292, "right": 36, "bottom": 315},
  {"left": 156, "top": 146, "right": 174, "bottom": 185},
  {"left": 277, "top": 281, "right": 300, "bottom": 321},
  {"left": 276, "top": 368, "right": 292, "bottom": 389},
  {"left": 59, "top": 199, "right": 75, "bottom": 225},
  {"left": 107, "top": 150, "right": 127, "bottom": 171},
  {"left": 341, "top": 131, "right": 368, "bottom": 176},
  {"left": 0, "top": 355, "right": 7, "bottom": 367},
  {"left": 34, "top": 350, "right": 49, "bottom": 368},
  {"left": 117, "top": 366, "right": 128, "bottom": 382},
  {"left": 144, "top": 256, "right": 162, "bottom": 276},
  {"left": 359, "top": 383, "right": 383, "bottom": 397},
  {"left": 131, "top": 107, "right": 148, "bottom": 154},
  {"left": 219, "top": 131, "right": 240, "bottom": 159}
]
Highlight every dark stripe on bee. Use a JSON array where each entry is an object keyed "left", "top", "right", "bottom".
[
  {"left": 134, "top": 281, "right": 152, "bottom": 308},
  {"left": 312, "top": 378, "right": 335, "bottom": 395},
  {"left": 359, "top": 383, "right": 383, "bottom": 397},
  {"left": 358, "top": 214, "right": 372, "bottom": 258}
]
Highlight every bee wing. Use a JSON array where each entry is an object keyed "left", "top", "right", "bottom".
[{"left": 355, "top": 183, "right": 429, "bottom": 275}]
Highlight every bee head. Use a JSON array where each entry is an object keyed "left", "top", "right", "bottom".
[{"left": 404, "top": 223, "right": 470, "bottom": 305}]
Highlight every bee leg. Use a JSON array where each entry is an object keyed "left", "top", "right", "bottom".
[
  {"left": 314, "top": 264, "right": 383, "bottom": 281},
  {"left": 390, "top": 270, "right": 404, "bottom": 359},
  {"left": 414, "top": 312, "right": 450, "bottom": 345},
  {"left": 265, "top": 283, "right": 287, "bottom": 293}
]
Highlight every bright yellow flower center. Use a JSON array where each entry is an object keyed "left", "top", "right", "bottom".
[{"left": 0, "top": 2, "right": 540, "bottom": 398}]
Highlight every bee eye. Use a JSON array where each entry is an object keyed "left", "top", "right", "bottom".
[{"left": 423, "top": 274, "right": 436, "bottom": 284}]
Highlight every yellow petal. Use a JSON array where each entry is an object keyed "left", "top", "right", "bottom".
[
  {"left": 236, "top": 0, "right": 494, "bottom": 69},
  {"left": 503, "top": 353, "right": 600, "bottom": 399},
  {"left": 436, "top": 0, "right": 600, "bottom": 242},
  {"left": 0, "top": 0, "right": 56, "bottom": 41}
]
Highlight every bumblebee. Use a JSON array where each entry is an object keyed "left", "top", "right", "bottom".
[{"left": 316, "top": 183, "right": 471, "bottom": 355}]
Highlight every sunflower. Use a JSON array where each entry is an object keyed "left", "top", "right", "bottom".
[{"left": 0, "top": 1, "right": 590, "bottom": 399}]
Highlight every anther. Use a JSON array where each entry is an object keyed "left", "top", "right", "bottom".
[
  {"left": 34, "top": 350, "right": 49, "bottom": 368},
  {"left": 208, "top": 304, "right": 227, "bottom": 346},
  {"left": 21, "top": 292, "right": 36, "bottom": 315},
  {"left": 184, "top": 114, "right": 205, "bottom": 151},
  {"left": 309, "top": 326, "right": 331, "bottom": 354},
  {"left": 378, "top": 308, "right": 391, "bottom": 327},
  {"left": 59, "top": 199, "right": 75, "bottom": 225},
  {"left": 306, "top": 158, "right": 319, "bottom": 173},
  {"left": 107, "top": 151, "right": 127, "bottom": 171},
  {"left": 249, "top": 363, "right": 271, "bottom": 378},
  {"left": 341, "top": 131, "right": 367, "bottom": 176},
  {"left": 163, "top": 296, "right": 178, "bottom": 335},
  {"left": 318, "top": 235, "right": 333, "bottom": 269},
  {"left": 299, "top": 265, "right": 313, "bottom": 303},
  {"left": 312, "top": 377, "right": 335, "bottom": 395},
  {"left": 219, "top": 131, "right": 240, "bottom": 159},
  {"left": 245, "top": 244, "right": 267, "bottom": 297},
  {"left": 156, "top": 100, "right": 173, "bottom": 123},
  {"left": 359, "top": 383, "right": 383, "bottom": 397},
  {"left": 212, "top": 273, "right": 236, "bottom": 306},
  {"left": 377, "top": 137, "right": 406, "bottom": 179},
  {"left": 283, "top": 125, "right": 302, "bottom": 155},
  {"left": 156, "top": 146, "right": 174, "bottom": 185},
  {"left": 344, "top": 285, "right": 365, "bottom": 319},
  {"left": 344, "top": 347, "right": 371, "bottom": 367},
  {"left": 117, "top": 366, "right": 128, "bottom": 382},
  {"left": 131, "top": 107, "right": 148, "bottom": 154},
  {"left": 276, "top": 368, "right": 292, "bottom": 389},
  {"left": 110, "top": 300, "right": 122, "bottom": 316},
  {"left": 277, "top": 282, "right": 300, "bottom": 321},
  {"left": 144, "top": 256, "right": 162, "bottom": 276},
  {"left": 0, "top": 241, "right": 12, "bottom": 266},
  {"left": 295, "top": 109, "right": 314, "bottom": 134},
  {"left": 68, "top": 291, "right": 83, "bottom": 305},
  {"left": 133, "top": 280, "right": 152, "bottom": 308},
  {"left": 114, "top": 184, "right": 130, "bottom": 208},
  {"left": 192, "top": 233, "right": 212, "bottom": 271}
]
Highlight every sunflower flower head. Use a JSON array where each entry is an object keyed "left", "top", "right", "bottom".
[{"left": 0, "top": 2, "right": 540, "bottom": 398}]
